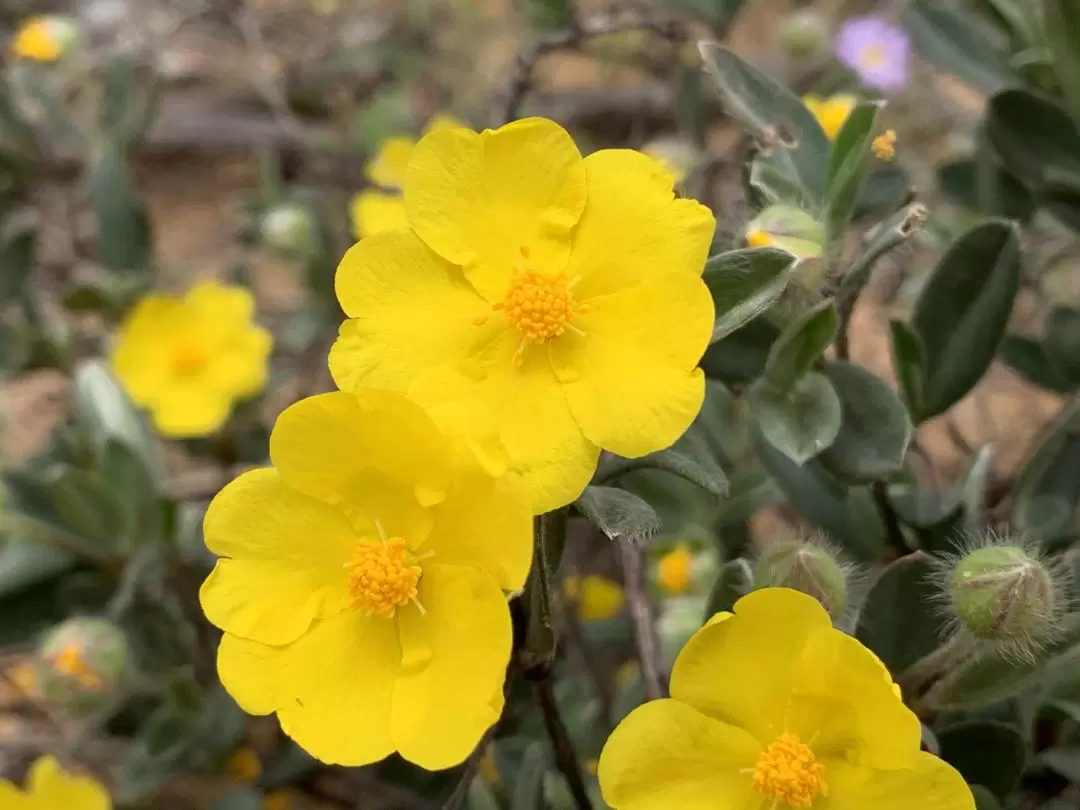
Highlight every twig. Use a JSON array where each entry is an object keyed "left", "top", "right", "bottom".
[
  {"left": 616, "top": 538, "right": 664, "bottom": 701},
  {"left": 492, "top": 6, "right": 682, "bottom": 126},
  {"left": 530, "top": 673, "right": 594, "bottom": 810},
  {"left": 442, "top": 726, "right": 497, "bottom": 810}
]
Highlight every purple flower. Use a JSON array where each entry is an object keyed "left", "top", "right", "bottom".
[{"left": 835, "top": 15, "right": 911, "bottom": 94}]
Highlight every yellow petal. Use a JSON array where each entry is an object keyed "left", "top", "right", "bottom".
[
  {"left": 111, "top": 295, "right": 183, "bottom": 404},
  {"left": 421, "top": 463, "right": 532, "bottom": 592},
  {"left": 597, "top": 699, "right": 759, "bottom": 810},
  {"left": 669, "top": 588, "right": 830, "bottom": 742},
  {"left": 569, "top": 149, "right": 715, "bottom": 300},
  {"left": 349, "top": 190, "right": 409, "bottom": 238},
  {"left": 186, "top": 279, "right": 256, "bottom": 325},
  {"left": 0, "top": 783, "right": 30, "bottom": 808},
  {"left": 549, "top": 272, "right": 712, "bottom": 458},
  {"left": 404, "top": 118, "right": 587, "bottom": 300},
  {"left": 787, "top": 626, "right": 922, "bottom": 770},
  {"left": 148, "top": 381, "right": 233, "bottom": 438},
  {"left": 217, "top": 611, "right": 400, "bottom": 766},
  {"left": 26, "top": 756, "right": 110, "bottom": 810},
  {"left": 391, "top": 565, "right": 512, "bottom": 769},
  {"left": 200, "top": 468, "right": 355, "bottom": 644},
  {"left": 270, "top": 390, "right": 453, "bottom": 509},
  {"left": 365, "top": 135, "right": 417, "bottom": 188},
  {"left": 330, "top": 229, "right": 490, "bottom": 396},
  {"left": 204, "top": 327, "right": 272, "bottom": 399},
  {"left": 825, "top": 752, "right": 975, "bottom": 810}
]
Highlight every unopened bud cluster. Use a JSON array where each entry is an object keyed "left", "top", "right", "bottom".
[
  {"left": 754, "top": 538, "right": 851, "bottom": 620},
  {"left": 35, "top": 616, "right": 129, "bottom": 714}
]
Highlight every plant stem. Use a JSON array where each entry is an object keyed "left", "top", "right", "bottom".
[
  {"left": 531, "top": 672, "right": 594, "bottom": 810},
  {"left": 617, "top": 538, "right": 665, "bottom": 701}
]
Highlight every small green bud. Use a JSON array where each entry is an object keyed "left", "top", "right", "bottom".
[
  {"left": 778, "top": 10, "right": 829, "bottom": 58},
  {"left": 949, "top": 545, "right": 1058, "bottom": 648},
  {"left": 745, "top": 205, "right": 824, "bottom": 259},
  {"left": 754, "top": 540, "right": 849, "bottom": 619},
  {"left": 259, "top": 203, "right": 316, "bottom": 257},
  {"left": 37, "top": 617, "right": 128, "bottom": 715}
]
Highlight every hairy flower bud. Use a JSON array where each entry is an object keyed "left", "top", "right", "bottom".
[
  {"left": 37, "top": 617, "right": 128, "bottom": 714},
  {"left": 779, "top": 10, "right": 829, "bottom": 58},
  {"left": 745, "top": 205, "right": 824, "bottom": 259},
  {"left": 948, "top": 544, "right": 1059, "bottom": 655},
  {"left": 260, "top": 203, "right": 316, "bottom": 257},
  {"left": 754, "top": 540, "right": 849, "bottom": 620}
]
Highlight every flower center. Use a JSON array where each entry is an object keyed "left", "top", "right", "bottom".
[
  {"left": 171, "top": 340, "right": 209, "bottom": 375},
  {"left": 495, "top": 268, "right": 578, "bottom": 344},
  {"left": 751, "top": 732, "right": 827, "bottom": 808},
  {"left": 344, "top": 535, "right": 423, "bottom": 618},
  {"left": 860, "top": 44, "right": 886, "bottom": 69}
]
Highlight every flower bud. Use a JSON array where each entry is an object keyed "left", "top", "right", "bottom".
[
  {"left": 754, "top": 540, "right": 849, "bottom": 619},
  {"left": 37, "top": 617, "right": 128, "bottom": 714},
  {"left": 744, "top": 205, "right": 824, "bottom": 259},
  {"left": 653, "top": 539, "right": 718, "bottom": 597},
  {"left": 779, "top": 10, "right": 829, "bottom": 58},
  {"left": 948, "top": 545, "right": 1059, "bottom": 652},
  {"left": 259, "top": 203, "right": 316, "bottom": 257},
  {"left": 11, "top": 16, "right": 81, "bottom": 63}
]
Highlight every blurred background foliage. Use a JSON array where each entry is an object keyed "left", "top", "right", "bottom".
[{"left": 3, "top": 0, "right": 1080, "bottom": 809}]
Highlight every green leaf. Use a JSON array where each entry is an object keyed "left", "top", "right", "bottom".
[
  {"left": 938, "top": 158, "right": 1036, "bottom": 223},
  {"left": 903, "top": 0, "right": 1019, "bottom": 93},
  {"left": 703, "top": 247, "right": 796, "bottom": 343},
  {"left": 854, "top": 553, "right": 946, "bottom": 675},
  {"left": 986, "top": 89, "right": 1080, "bottom": 183},
  {"left": 575, "top": 486, "right": 662, "bottom": 545},
  {"left": 698, "top": 43, "right": 830, "bottom": 201},
  {"left": 1043, "top": 0, "right": 1080, "bottom": 125},
  {"left": 468, "top": 777, "right": 503, "bottom": 810},
  {"left": 0, "top": 539, "right": 75, "bottom": 598},
  {"left": 704, "top": 558, "right": 752, "bottom": 618},
  {"left": 511, "top": 743, "right": 547, "bottom": 810},
  {"left": 762, "top": 300, "right": 838, "bottom": 392},
  {"left": 1045, "top": 306, "right": 1080, "bottom": 384},
  {"left": 601, "top": 446, "right": 729, "bottom": 497},
  {"left": 211, "top": 789, "right": 264, "bottom": 810},
  {"left": 889, "top": 320, "right": 928, "bottom": 420},
  {"left": 970, "top": 785, "right": 1002, "bottom": 810},
  {"left": 999, "top": 334, "right": 1075, "bottom": 393},
  {"left": 701, "top": 318, "right": 778, "bottom": 384},
  {"left": 938, "top": 721, "right": 1025, "bottom": 799},
  {"left": 1011, "top": 397, "right": 1080, "bottom": 546},
  {"left": 824, "top": 101, "right": 881, "bottom": 245},
  {"left": 817, "top": 363, "right": 913, "bottom": 483},
  {"left": 526, "top": 0, "right": 573, "bottom": 28},
  {"left": 909, "top": 220, "right": 1021, "bottom": 420},
  {"left": 0, "top": 218, "right": 36, "bottom": 301},
  {"left": 749, "top": 160, "right": 817, "bottom": 209},
  {"left": 1043, "top": 177, "right": 1080, "bottom": 232},
  {"left": 100, "top": 55, "right": 161, "bottom": 149},
  {"left": 87, "top": 139, "right": 153, "bottom": 274},
  {"left": 103, "top": 439, "right": 163, "bottom": 548},
  {"left": 752, "top": 372, "right": 841, "bottom": 465},
  {"left": 1040, "top": 746, "right": 1080, "bottom": 782},
  {"left": 976, "top": 0, "right": 1041, "bottom": 48},
  {"left": 854, "top": 162, "right": 912, "bottom": 221}
]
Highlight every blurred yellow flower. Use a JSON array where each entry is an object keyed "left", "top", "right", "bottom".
[
  {"left": 227, "top": 747, "right": 262, "bottom": 784},
  {"left": 598, "top": 588, "right": 974, "bottom": 810},
  {"left": 350, "top": 115, "right": 464, "bottom": 238},
  {"left": 0, "top": 756, "right": 110, "bottom": 809},
  {"left": 657, "top": 545, "right": 693, "bottom": 595},
  {"left": 803, "top": 94, "right": 857, "bottom": 140},
  {"left": 873, "top": 129, "right": 897, "bottom": 161},
  {"left": 200, "top": 389, "right": 532, "bottom": 769},
  {"left": 111, "top": 280, "right": 272, "bottom": 438},
  {"left": 12, "top": 17, "right": 60, "bottom": 62},
  {"left": 564, "top": 574, "right": 625, "bottom": 622},
  {"left": 51, "top": 641, "right": 104, "bottom": 691},
  {"left": 331, "top": 118, "right": 716, "bottom": 512},
  {"left": 263, "top": 790, "right": 293, "bottom": 810}
]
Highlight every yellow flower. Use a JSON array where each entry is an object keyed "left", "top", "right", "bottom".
[
  {"left": 0, "top": 756, "right": 110, "bottom": 809},
  {"left": 564, "top": 574, "right": 625, "bottom": 622},
  {"left": 331, "top": 118, "right": 716, "bottom": 512},
  {"left": 227, "top": 747, "right": 262, "bottom": 784},
  {"left": 803, "top": 94, "right": 857, "bottom": 140},
  {"left": 350, "top": 115, "right": 464, "bottom": 238},
  {"left": 873, "top": 129, "right": 897, "bottom": 161},
  {"left": 263, "top": 790, "right": 293, "bottom": 810},
  {"left": 12, "top": 18, "right": 60, "bottom": 62},
  {"left": 657, "top": 545, "right": 693, "bottom": 595},
  {"left": 598, "top": 588, "right": 974, "bottom": 810},
  {"left": 200, "top": 389, "right": 532, "bottom": 769},
  {"left": 111, "top": 280, "right": 272, "bottom": 438}
]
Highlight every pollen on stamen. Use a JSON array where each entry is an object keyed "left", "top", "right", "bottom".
[{"left": 345, "top": 536, "right": 423, "bottom": 619}]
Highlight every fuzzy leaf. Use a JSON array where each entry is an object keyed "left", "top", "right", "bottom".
[
  {"left": 824, "top": 101, "right": 881, "bottom": 245},
  {"left": 752, "top": 372, "right": 842, "bottom": 465},
  {"left": 575, "top": 486, "right": 662, "bottom": 545},
  {"left": 937, "top": 721, "right": 1025, "bottom": 800},
  {"left": 703, "top": 247, "right": 797, "bottom": 343},
  {"left": 762, "top": 299, "right": 838, "bottom": 393}
]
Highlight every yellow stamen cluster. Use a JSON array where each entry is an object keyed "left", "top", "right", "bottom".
[
  {"left": 495, "top": 268, "right": 579, "bottom": 345},
  {"left": 746, "top": 228, "right": 773, "bottom": 248},
  {"left": 345, "top": 536, "right": 422, "bottom": 618},
  {"left": 872, "top": 129, "right": 897, "bottom": 161},
  {"left": 752, "top": 732, "right": 827, "bottom": 808},
  {"left": 171, "top": 341, "right": 209, "bottom": 375},
  {"left": 860, "top": 44, "right": 886, "bottom": 69},
  {"left": 51, "top": 642, "right": 104, "bottom": 691}
]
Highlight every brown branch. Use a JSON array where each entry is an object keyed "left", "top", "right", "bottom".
[
  {"left": 530, "top": 672, "right": 594, "bottom": 810},
  {"left": 616, "top": 538, "right": 664, "bottom": 701}
]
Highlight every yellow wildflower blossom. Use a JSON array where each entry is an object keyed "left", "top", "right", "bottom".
[
  {"left": 331, "top": 118, "right": 716, "bottom": 512},
  {"left": 598, "top": 588, "right": 974, "bottom": 810},
  {"left": 873, "top": 129, "right": 897, "bottom": 161},
  {"left": 111, "top": 280, "right": 272, "bottom": 438},
  {"left": 0, "top": 756, "right": 110, "bottom": 809},
  {"left": 227, "top": 747, "right": 262, "bottom": 784},
  {"left": 350, "top": 115, "right": 464, "bottom": 237},
  {"left": 12, "top": 18, "right": 60, "bottom": 62},
  {"left": 657, "top": 545, "right": 693, "bottom": 595},
  {"left": 803, "top": 94, "right": 857, "bottom": 141},
  {"left": 200, "top": 389, "right": 532, "bottom": 769},
  {"left": 564, "top": 574, "right": 625, "bottom": 622}
]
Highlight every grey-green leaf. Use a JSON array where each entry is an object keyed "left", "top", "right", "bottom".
[
  {"left": 937, "top": 721, "right": 1025, "bottom": 800},
  {"left": 824, "top": 101, "right": 881, "bottom": 246},
  {"left": 986, "top": 89, "right": 1080, "bottom": 183},
  {"left": 889, "top": 320, "right": 928, "bottom": 420},
  {"left": 1045, "top": 306, "right": 1080, "bottom": 384},
  {"left": 753, "top": 372, "right": 842, "bottom": 465},
  {"left": 763, "top": 299, "right": 838, "bottom": 392},
  {"left": 999, "top": 334, "right": 1075, "bottom": 393},
  {"left": 817, "top": 363, "right": 913, "bottom": 483},
  {"left": 1043, "top": 0, "right": 1080, "bottom": 125},
  {"left": 87, "top": 139, "right": 153, "bottom": 274},
  {"left": 575, "top": 486, "right": 662, "bottom": 545},
  {"left": 703, "top": 247, "right": 797, "bottom": 343},
  {"left": 910, "top": 220, "right": 1021, "bottom": 420}
]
